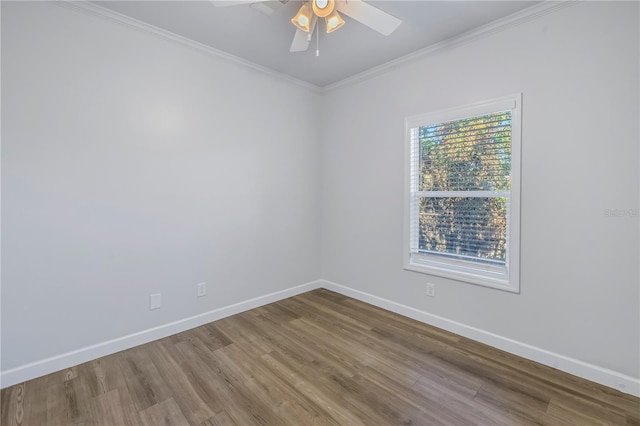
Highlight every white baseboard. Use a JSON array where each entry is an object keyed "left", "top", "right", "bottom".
[
  {"left": 0, "top": 280, "right": 323, "bottom": 389},
  {"left": 320, "top": 279, "right": 640, "bottom": 398},
  {"left": 3, "top": 279, "right": 638, "bottom": 398}
]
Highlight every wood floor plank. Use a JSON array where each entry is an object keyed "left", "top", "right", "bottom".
[
  {"left": 220, "top": 344, "right": 341, "bottom": 425},
  {"left": 282, "top": 294, "right": 374, "bottom": 334},
  {"left": 161, "top": 339, "right": 227, "bottom": 416},
  {"left": 2, "top": 288, "right": 638, "bottom": 425},
  {"left": 139, "top": 398, "right": 190, "bottom": 426},
  {"left": 213, "top": 317, "right": 273, "bottom": 360},
  {"left": 44, "top": 383, "right": 66, "bottom": 426},
  {"left": 260, "top": 351, "right": 367, "bottom": 426},
  {"left": 290, "top": 310, "right": 440, "bottom": 387},
  {"left": 20, "top": 380, "right": 48, "bottom": 426},
  {"left": 286, "top": 297, "right": 471, "bottom": 394},
  {"left": 241, "top": 311, "right": 359, "bottom": 379},
  {"left": 412, "top": 373, "right": 530, "bottom": 426},
  {"left": 473, "top": 382, "right": 552, "bottom": 425},
  {"left": 356, "top": 366, "right": 470, "bottom": 425},
  {"left": 546, "top": 396, "right": 627, "bottom": 426},
  {"left": 296, "top": 291, "right": 461, "bottom": 357},
  {"left": 93, "top": 389, "right": 139, "bottom": 426},
  {"left": 119, "top": 345, "right": 172, "bottom": 413},
  {"left": 297, "top": 361, "right": 427, "bottom": 425},
  {"left": 89, "top": 353, "right": 128, "bottom": 395},
  {"left": 147, "top": 340, "right": 217, "bottom": 425},
  {"left": 238, "top": 312, "right": 324, "bottom": 371},
  {"left": 196, "top": 325, "right": 232, "bottom": 352},
  {"left": 196, "top": 409, "right": 235, "bottom": 426},
  {"left": 173, "top": 338, "right": 282, "bottom": 426},
  {"left": 454, "top": 336, "right": 629, "bottom": 410},
  {"left": 64, "top": 376, "right": 98, "bottom": 425},
  {"left": 0, "top": 383, "right": 24, "bottom": 426},
  {"left": 250, "top": 303, "right": 301, "bottom": 325}
]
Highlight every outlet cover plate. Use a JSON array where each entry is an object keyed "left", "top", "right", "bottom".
[
  {"left": 149, "top": 293, "right": 162, "bottom": 310},
  {"left": 426, "top": 283, "right": 436, "bottom": 297},
  {"left": 197, "top": 282, "right": 206, "bottom": 297}
]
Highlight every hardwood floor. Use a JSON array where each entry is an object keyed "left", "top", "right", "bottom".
[{"left": 2, "top": 288, "right": 638, "bottom": 425}]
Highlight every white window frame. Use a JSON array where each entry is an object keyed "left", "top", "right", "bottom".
[{"left": 404, "top": 94, "right": 522, "bottom": 293}]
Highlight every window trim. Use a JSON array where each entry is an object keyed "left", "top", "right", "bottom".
[{"left": 404, "top": 94, "right": 522, "bottom": 293}]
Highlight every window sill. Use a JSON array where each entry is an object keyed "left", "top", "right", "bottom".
[{"left": 404, "top": 260, "right": 520, "bottom": 293}]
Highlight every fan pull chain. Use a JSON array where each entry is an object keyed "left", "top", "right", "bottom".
[{"left": 316, "top": 23, "right": 320, "bottom": 57}]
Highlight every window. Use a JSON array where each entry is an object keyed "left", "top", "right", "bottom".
[{"left": 404, "top": 95, "right": 521, "bottom": 292}]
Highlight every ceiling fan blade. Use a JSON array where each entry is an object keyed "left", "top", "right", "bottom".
[
  {"left": 289, "top": 16, "right": 317, "bottom": 52},
  {"left": 335, "top": 0, "right": 401, "bottom": 36},
  {"left": 210, "top": 0, "right": 269, "bottom": 7},
  {"left": 290, "top": 29, "right": 310, "bottom": 52}
]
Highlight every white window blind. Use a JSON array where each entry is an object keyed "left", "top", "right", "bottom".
[{"left": 405, "top": 95, "right": 521, "bottom": 292}]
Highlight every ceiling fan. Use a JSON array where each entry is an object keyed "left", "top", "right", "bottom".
[{"left": 211, "top": 0, "right": 402, "bottom": 53}]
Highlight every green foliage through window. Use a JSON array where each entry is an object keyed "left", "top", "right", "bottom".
[{"left": 417, "top": 111, "right": 511, "bottom": 264}]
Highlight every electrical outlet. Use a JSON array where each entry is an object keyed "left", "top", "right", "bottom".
[
  {"left": 197, "top": 282, "right": 206, "bottom": 298},
  {"left": 426, "top": 283, "right": 436, "bottom": 298},
  {"left": 149, "top": 293, "right": 162, "bottom": 310}
]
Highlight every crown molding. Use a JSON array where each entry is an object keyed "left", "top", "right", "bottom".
[
  {"left": 321, "top": 1, "right": 577, "bottom": 93},
  {"left": 58, "top": 1, "right": 322, "bottom": 94},
  {"left": 57, "top": 1, "right": 574, "bottom": 94}
]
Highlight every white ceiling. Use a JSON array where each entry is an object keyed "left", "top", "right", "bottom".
[{"left": 92, "top": 1, "right": 540, "bottom": 88}]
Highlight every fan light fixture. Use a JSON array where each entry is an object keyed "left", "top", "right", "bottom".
[
  {"left": 312, "top": 0, "right": 334, "bottom": 17},
  {"left": 325, "top": 10, "right": 345, "bottom": 33},
  {"left": 291, "top": 3, "right": 312, "bottom": 32},
  {"left": 292, "top": 0, "right": 345, "bottom": 34},
  {"left": 212, "top": 0, "right": 402, "bottom": 54}
]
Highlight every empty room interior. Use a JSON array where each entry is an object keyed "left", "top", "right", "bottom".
[{"left": 1, "top": 0, "right": 639, "bottom": 424}]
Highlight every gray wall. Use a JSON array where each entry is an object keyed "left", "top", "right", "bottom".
[
  {"left": 1, "top": 1, "right": 321, "bottom": 372},
  {"left": 320, "top": 1, "right": 639, "bottom": 378},
  {"left": 2, "top": 0, "right": 638, "bottom": 388}
]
